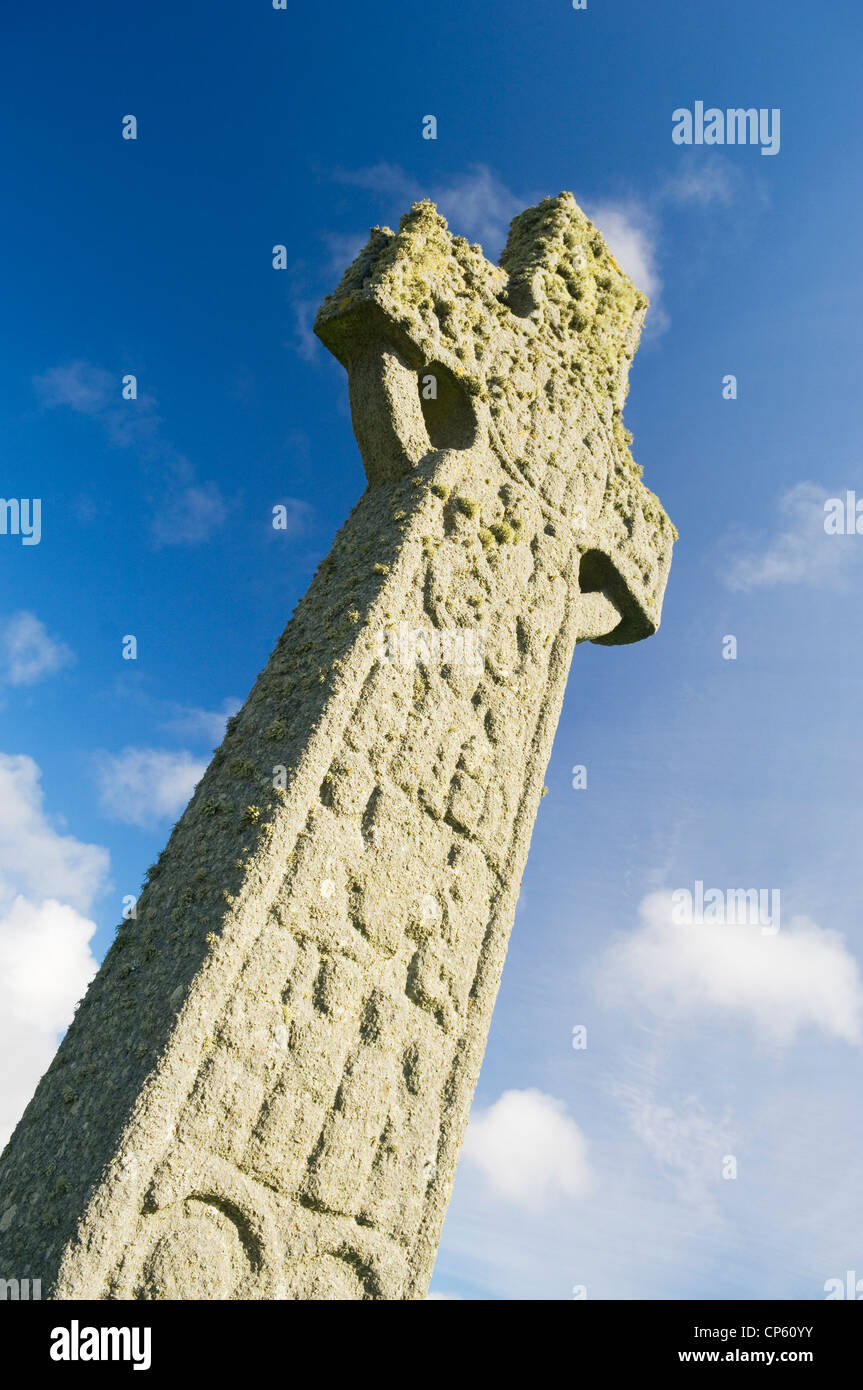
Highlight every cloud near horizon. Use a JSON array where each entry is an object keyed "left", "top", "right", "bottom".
[
  {"left": 95, "top": 746, "right": 207, "bottom": 828},
  {"left": 462, "top": 1088, "right": 594, "bottom": 1210},
  {"left": 0, "top": 752, "right": 109, "bottom": 1146},
  {"left": 160, "top": 698, "right": 242, "bottom": 746}
]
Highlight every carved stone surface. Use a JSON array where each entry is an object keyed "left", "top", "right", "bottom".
[{"left": 0, "top": 193, "right": 675, "bottom": 1299}]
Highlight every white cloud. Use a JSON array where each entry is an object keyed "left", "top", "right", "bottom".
[
  {"left": 0, "top": 611, "right": 74, "bottom": 687},
  {"left": 599, "top": 890, "right": 863, "bottom": 1046},
  {"left": 161, "top": 698, "right": 242, "bottom": 745},
  {"left": 724, "top": 482, "right": 849, "bottom": 591},
  {"left": 95, "top": 747, "right": 206, "bottom": 827},
  {"left": 0, "top": 754, "right": 108, "bottom": 911},
  {"left": 584, "top": 199, "right": 661, "bottom": 303},
  {"left": 0, "top": 898, "right": 101, "bottom": 1149},
  {"left": 462, "top": 1088, "right": 593, "bottom": 1209},
  {"left": 0, "top": 897, "right": 99, "bottom": 1034},
  {"left": 0, "top": 753, "right": 109, "bottom": 1146}
]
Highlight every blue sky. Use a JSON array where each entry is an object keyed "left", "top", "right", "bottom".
[{"left": 2, "top": 0, "right": 863, "bottom": 1299}]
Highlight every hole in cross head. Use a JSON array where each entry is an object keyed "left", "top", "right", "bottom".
[
  {"left": 418, "top": 361, "right": 477, "bottom": 451},
  {"left": 578, "top": 547, "right": 618, "bottom": 595}
]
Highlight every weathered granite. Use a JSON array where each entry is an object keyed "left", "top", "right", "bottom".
[{"left": 0, "top": 193, "right": 674, "bottom": 1299}]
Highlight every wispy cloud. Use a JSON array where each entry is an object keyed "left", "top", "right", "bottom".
[
  {"left": 329, "top": 164, "right": 669, "bottom": 327},
  {"left": 614, "top": 1081, "right": 733, "bottom": 1224},
  {"left": 320, "top": 155, "right": 747, "bottom": 343},
  {"left": 34, "top": 361, "right": 115, "bottom": 414},
  {"left": 322, "top": 231, "right": 367, "bottom": 274},
  {"left": 333, "top": 161, "right": 523, "bottom": 260},
  {"left": 659, "top": 159, "right": 740, "bottom": 207},
  {"left": 33, "top": 360, "right": 162, "bottom": 449},
  {"left": 33, "top": 360, "right": 228, "bottom": 546},
  {"left": 95, "top": 747, "right": 206, "bottom": 828},
  {"left": 0, "top": 611, "right": 74, "bottom": 687},
  {"left": 159, "top": 698, "right": 242, "bottom": 746},
  {"left": 723, "top": 482, "right": 851, "bottom": 591},
  {"left": 150, "top": 481, "right": 228, "bottom": 547},
  {"left": 268, "top": 496, "right": 315, "bottom": 539},
  {"left": 290, "top": 295, "right": 321, "bottom": 361}
]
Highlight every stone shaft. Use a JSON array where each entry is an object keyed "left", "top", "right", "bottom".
[{"left": 0, "top": 194, "right": 674, "bottom": 1299}]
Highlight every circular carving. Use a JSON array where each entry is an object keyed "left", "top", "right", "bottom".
[{"left": 137, "top": 1196, "right": 254, "bottom": 1300}]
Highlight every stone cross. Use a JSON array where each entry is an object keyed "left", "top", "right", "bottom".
[{"left": 0, "top": 193, "right": 675, "bottom": 1299}]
